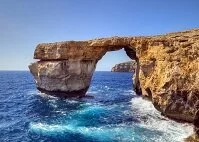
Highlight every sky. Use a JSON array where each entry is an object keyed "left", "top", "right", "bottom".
[{"left": 0, "top": 0, "right": 199, "bottom": 71}]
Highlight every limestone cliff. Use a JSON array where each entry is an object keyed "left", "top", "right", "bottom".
[
  {"left": 29, "top": 60, "right": 96, "bottom": 97},
  {"left": 111, "top": 61, "right": 136, "bottom": 72},
  {"left": 29, "top": 28, "right": 199, "bottom": 136}
]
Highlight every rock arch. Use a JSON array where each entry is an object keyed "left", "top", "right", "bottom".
[
  {"left": 29, "top": 37, "right": 140, "bottom": 97},
  {"left": 29, "top": 29, "right": 199, "bottom": 124}
]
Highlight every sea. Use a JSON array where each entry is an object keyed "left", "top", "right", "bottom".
[{"left": 0, "top": 71, "right": 193, "bottom": 142}]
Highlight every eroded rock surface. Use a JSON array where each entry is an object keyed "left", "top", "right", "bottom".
[
  {"left": 29, "top": 60, "right": 96, "bottom": 97},
  {"left": 29, "top": 29, "right": 199, "bottom": 128},
  {"left": 111, "top": 61, "right": 136, "bottom": 72}
]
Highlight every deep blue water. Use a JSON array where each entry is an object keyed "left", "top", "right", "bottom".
[{"left": 0, "top": 71, "right": 192, "bottom": 142}]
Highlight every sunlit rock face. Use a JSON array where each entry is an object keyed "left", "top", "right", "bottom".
[
  {"left": 29, "top": 60, "right": 96, "bottom": 97},
  {"left": 133, "top": 30, "right": 199, "bottom": 123},
  {"left": 29, "top": 29, "right": 199, "bottom": 127}
]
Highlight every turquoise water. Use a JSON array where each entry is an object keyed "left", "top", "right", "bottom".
[{"left": 0, "top": 71, "right": 193, "bottom": 142}]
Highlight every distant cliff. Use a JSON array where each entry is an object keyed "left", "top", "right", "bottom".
[{"left": 111, "top": 61, "right": 136, "bottom": 72}]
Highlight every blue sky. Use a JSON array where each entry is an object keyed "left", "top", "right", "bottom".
[{"left": 0, "top": 0, "right": 199, "bottom": 71}]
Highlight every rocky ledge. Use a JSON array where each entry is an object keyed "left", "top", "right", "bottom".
[
  {"left": 29, "top": 28, "right": 199, "bottom": 138},
  {"left": 111, "top": 61, "right": 136, "bottom": 72}
]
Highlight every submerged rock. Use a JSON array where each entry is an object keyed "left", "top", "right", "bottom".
[
  {"left": 111, "top": 61, "right": 136, "bottom": 72},
  {"left": 29, "top": 28, "right": 199, "bottom": 130}
]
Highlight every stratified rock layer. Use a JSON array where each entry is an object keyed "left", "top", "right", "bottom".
[
  {"left": 29, "top": 60, "right": 96, "bottom": 97},
  {"left": 111, "top": 61, "right": 136, "bottom": 72},
  {"left": 29, "top": 29, "right": 199, "bottom": 129}
]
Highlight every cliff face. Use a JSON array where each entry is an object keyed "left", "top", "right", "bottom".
[
  {"left": 29, "top": 60, "right": 96, "bottom": 97},
  {"left": 111, "top": 61, "right": 136, "bottom": 72},
  {"left": 29, "top": 29, "right": 199, "bottom": 133}
]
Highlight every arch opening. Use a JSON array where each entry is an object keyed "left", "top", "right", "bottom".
[
  {"left": 88, "top": 48, "right": 134, "bottom": 101},
  {"left": 91, "top": 47, "right": 142, "bottom": 96}
]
